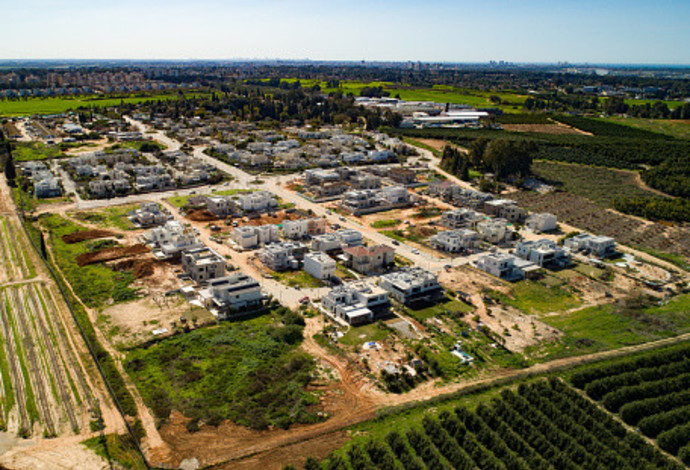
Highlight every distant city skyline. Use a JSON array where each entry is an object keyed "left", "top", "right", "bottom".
[{"left": 2, "top": 0, "right": 689, "bottom": 65}]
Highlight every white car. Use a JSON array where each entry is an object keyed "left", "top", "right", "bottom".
[{"left": 411, "top": 248, "right": 420, "bottom": 255}]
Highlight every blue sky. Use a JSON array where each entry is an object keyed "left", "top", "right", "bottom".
[{"left": 2, "top": 0, "right": 689, "bottom": 64}]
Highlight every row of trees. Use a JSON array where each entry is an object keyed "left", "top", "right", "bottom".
[
  {"left": 440, "top": 138, "right": 534, "bottom": 183},
  {"left": 613, "top": 197, "right": 690, "bottom": 223},
  {"left": 294, "top": 379, "right": 679, "bottom": 470}
]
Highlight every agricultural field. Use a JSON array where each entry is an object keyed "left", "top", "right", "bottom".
[
  {"left": 571, "top": 341, "right": 690, "bottom": 465},
  {"left": 601, "top": 117, "right": 690, "bottom": 140},
  {"left": 530, "top": 160, "right": 664, "bottom": 209},
  {"left": 0, "top": 215, "right": 35, "bottom": 283},
  {"left": 0, "top": 92, "right": 204, "bottom": 117},
  {"left": 0, "top": 283, "right": 94, "bottom": 437},
  {"left": 309, "top": 378, "right": 680, "bottom": 470}
]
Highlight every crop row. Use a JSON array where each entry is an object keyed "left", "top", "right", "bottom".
[
  {"left": 0, "top": 283, "right": 91, "bottom": 437},
  {"left": 0, "top": 215, "right": 35, "bottom": 284},
  {"left": 572, "top": 342, "right": 690, "bottom": 464},
  {"left": 308, "top": 379, "right": 679, "bottom": 470}
]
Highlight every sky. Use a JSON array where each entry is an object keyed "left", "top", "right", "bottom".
[{"left": 2, "top": 0, "right": 689, "bottom": 64}]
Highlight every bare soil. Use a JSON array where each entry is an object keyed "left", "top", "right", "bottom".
[
  {"left": 61, "top": 229, "right": 115, "bottom": 244},
  {"left": 502, "top": 123, "right": 587, "bottom": 135},
  {"left": 76, "top": 244, "right": 149, "bottom": 266}
]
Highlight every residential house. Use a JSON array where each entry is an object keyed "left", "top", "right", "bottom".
[
  {"left": 321, "top": 281, "right": 390, "bottom": 325},
  {"left": 206, "top": 196, "right": 234, "bottom": 217},
  {"left": 526, "top": 213, "right": 558, "bottom": 233},
  {"left": 258, "top": 242, "right": 308, "bottom": 271},
  {"left": 476, "top": 218, "right": 514, "bottom": 244},
  {"left": 564, "top": 234, "right": 617, "bottom": 258},
  {"left": 379, "top": 186, "right": 410, "bottom": 204},
  {"left": 237, "top": 191, "right": 277, "bottom": 212},
  {"left": 146, "top": 220, "right": 202, "bottom": 259},
  {"left": 516, "top": 239, "right": 569, "bottom": 269},
  {"left": 34, "top": 177, "right": 62, "bottom": 198},
  {"left": 430, "top": 229, "right": 479, "bottom": 252},
  {"left": 440, "top": 209, "right": 484, "bottom": 229},
  {"left": 342, "top": 244, "right": 395, "bottom": 274},
  {"left": 181, "top": 247, "right": 226, "bottom": 283},
  {"left": 335, "top": 229, "right": 363, "bottom": 247},
  {"left": 304, "top": 252, "right": 336, "bottom": 280},
  {"left": 311, "top": 233, "right": 343, "bottom": 253},
  {"left": 475, "top": 253, "right": 528, "bottom": 281},
  {"left": 128, "top": 202, "right": 168, "bottom": 227},
  {"left": 379, "top": 267, "right": 442, "bottom": 304},
  {"left": 483, "top": 199, "right": 526, "bottom": 223},
  {"left": 199, "top": 273, "right": 264, "bottom": 319}
]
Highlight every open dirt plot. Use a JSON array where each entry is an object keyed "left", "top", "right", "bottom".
[
  {"left": 99, "top": 295, "right": 214, "bottom": 348},
  {"left": 61, "top": 229, "right": 115, "bottom": 244},
  {"left": 76, "top": 244, "right": 149, "bottom": 266}
]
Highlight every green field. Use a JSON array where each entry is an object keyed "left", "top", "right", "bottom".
[
  {"left": 124, "top": 308, "right": 320, "bottom": 430},
  {"left": 275, "top": 78, "right": 528, "bottom": 112},
  {"left": 12, "top": 141, "right": 66, "bottom": 161},
  {"left": 0, "top": 92, "right": 204, "bottom": 117},
  {"left": 493, "top": 278, "right": 581, "bottom": 316},
  {"left": 166, "top": 188, "right": 254, "bottom": 208},
  {"left": 271, "top": 270, "right": 324, "bottom": 288},
  {"left": 370, "top": 219, "right": 399, "bottom": 229},
  {"left": 531, "top": 160, "right": 664, "bottom": 209},
  {"left": 601, "top": 117, "right": 690, "bottom": 140},
  {"left": 340, "top": 322, "right": 392, "bottom": 346},
  {"left": 39, "top": 214, "right": 138, "bottom": 308},
  {"left": 532, "top": 294, "right": 690, "bottom": 360},
  {"left": 404, "top": 296, "right": 474, "bottom": 323},
  {"left": 71, "top": 205, "right": 138, "bottom": 231}
]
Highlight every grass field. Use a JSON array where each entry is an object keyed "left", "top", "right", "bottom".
[
  {"left": 339, "top": 322, "right": 392, "bottom": 346},
  {"left": 531, "top": 160, "right": 664, "bottom": 208},
  {"left": 370, "top": 219, "right": 399, "bottom": 229},
  {"left": 71, "top": 205, "right": 138, "bottom": 231},
  {"left": 531, "top": 293, "right": 690, "bottom": 360},
  {"left": 600, "top": 117, "right": 690, "bottom": 140},
  {"left": 82, "top": 434, "right": 147, "bottom": 470},
  {"left": 276, "top": 78, "right": 528, "bottom": 113},
  {"left": 404, "top": 296, "right": 474, "bottom": 322},
  {"left": 125, "top": 310, "right": 320, "bottom": 430},
  {"left": 39, "top": 214, "right": 138, "bottom": 308},
  {"left": 166, "top": 188, "right": 254, "bottom": 209},
  {"left": 493, "top": 279, "right": 581, "bottom": 316},
  {"left": 271, "top": 270, "right": 324, "bottom": 288},
  {"left": 0, "top": 92, "right": 204, "bottom": 117},
  {"left": 12, "top": 141, "right": 66, "bottom": 161}
]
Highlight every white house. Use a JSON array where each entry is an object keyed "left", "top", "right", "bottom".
[
  {"left": 430, "top": 229, "right": 479, "bottom": 252},
  {"left": 281, "top": 219, "right": 309, "bottom": 240},
  {"left": 475, "top": 253, "right": 526, "bottom": 281},
  {"left": 304, "top": 252, "right": 336, "bottom": 280},
  {"left": 321, "top": 281, "right": 390, "bottom": 325},
  {"left": 476, "top": 218, "right": 514, "bottom": 245},
  {"left": 564, "top": 234, "right": 616, "bottom": 258},
  {"left": 379, "top": 267, "right": 442, "bottom": 304},
  {"left": 335, "top": 229, "right": 363, "bottom": 247},
  {"left": 516, "top": 239, "right": 569, "bottom": 268},
  {"left": 526, "top": 213, "right": 557, "bottom": 233},
  {"left": 311, "top": 233, "right": 343, "bottom": 252},
  {"left": 237, "top": 191, "right": 277, "bottom": 212}
]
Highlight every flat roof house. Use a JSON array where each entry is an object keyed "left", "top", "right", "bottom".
[
  {"left": 379, "top": 267, "right": 442, "bottom": 305},
  {"left": 475, "top": 253, "right": 527, "bottom": 282},
  {"left": 321, "top": 281, "right": 390, "bottom": 325},
  {"left": 199, "top": 273, "right": 264, "bottom": 319},
  {"left": 525, "top": 213, "right": 557, "bottom": 233},
  {"left": 430, "top": 229, "right": 479, "bottom": 253},
  {"left": 258, "top": 242, "right": 307, "bottom": 271},
  {"left": 181, "top": 247, "right": 226, "bottom": 284},
  {"left": 564, "top": 233, "right": 617, "bottom": 258},
  {"left": 516, "top": 239, "right": 569, "bottom": 269},
  {"left": 304, "top": 252, "right": 336, "bottom": 280}
]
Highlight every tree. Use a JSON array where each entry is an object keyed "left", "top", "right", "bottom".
[
  {"left": 482, "top": 139, "right": 533, "bottom": 180},
  {"left": 4, "top": 143, "right": 16, "bottom": 187}
]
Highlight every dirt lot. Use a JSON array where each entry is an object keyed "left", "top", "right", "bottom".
[
  {"left": 76, "top": 243, "right": 149, "bottom": 266},
  {"left": 99, "top": 295, "right": 214, "bottom": 348},
  {"left": 62, "top": 228, "right": 114, "bottom": 244}
]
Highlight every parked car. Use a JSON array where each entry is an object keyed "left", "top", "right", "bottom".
[
  {"left": 299, "top": 296, "right": 310, "bottom": 304},
  {"left": 392, "top": 240, "right": 400, "bottom": 246}
]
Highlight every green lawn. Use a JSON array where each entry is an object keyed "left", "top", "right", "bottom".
[
  {"left": 339, "top": 322, "right": 391, "bottom": 346},
  {"left": 12, "top": 141, "right": 66, "bottom": 161},
  {"left": 167, "top": 188, "right": 254, "bottom": 208},
  {"left": 0, "top": 92, "right": 206, "bottom": 117},
  {"left": 371, "top": 219, "right": 399, "bottom": 229},
  {"left": 39, "top": 214, "right": 138, "bottom": 308},
  {"left": 124, "top": 311, "right": 320, "bottom": 430},
  {"left": 272, "top": 270, "right": 324, "bottom": 288},
  {"left": 71, "top": 205, "right": 138, "bottom": 231},
  {"left": 531, "top": 294, "right": 690, "bottom": 360},
  {"left": 404, "top": 296, "right": 474, "bottom": 323},
  {"left": 493, "top": 279, "right": 581, "bottom": 316}
]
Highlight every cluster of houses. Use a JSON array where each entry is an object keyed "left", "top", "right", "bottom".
[
  {"left": 341, "top": 186, "right": 413, "bottom": 215},
  {"left": 208, "top": 126, "right": 404, "bottom": 171},
  {"left": 302, "top": 165, "right": 418, "bottom": 200},
  {"left": 63, "top": 148, "right": 220, "bottom": 199},
  {"left": 321, "top": 266, "right": 442, "bottom": 325},
  {"left": 138, "top": 210, "right": 265, "bottom": 319},
  {"left": 19, "top": 161, "right": 62, "bottom": 199},
  {"left": 160, "top": 150, "right": 220, "bottom": 186}
]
